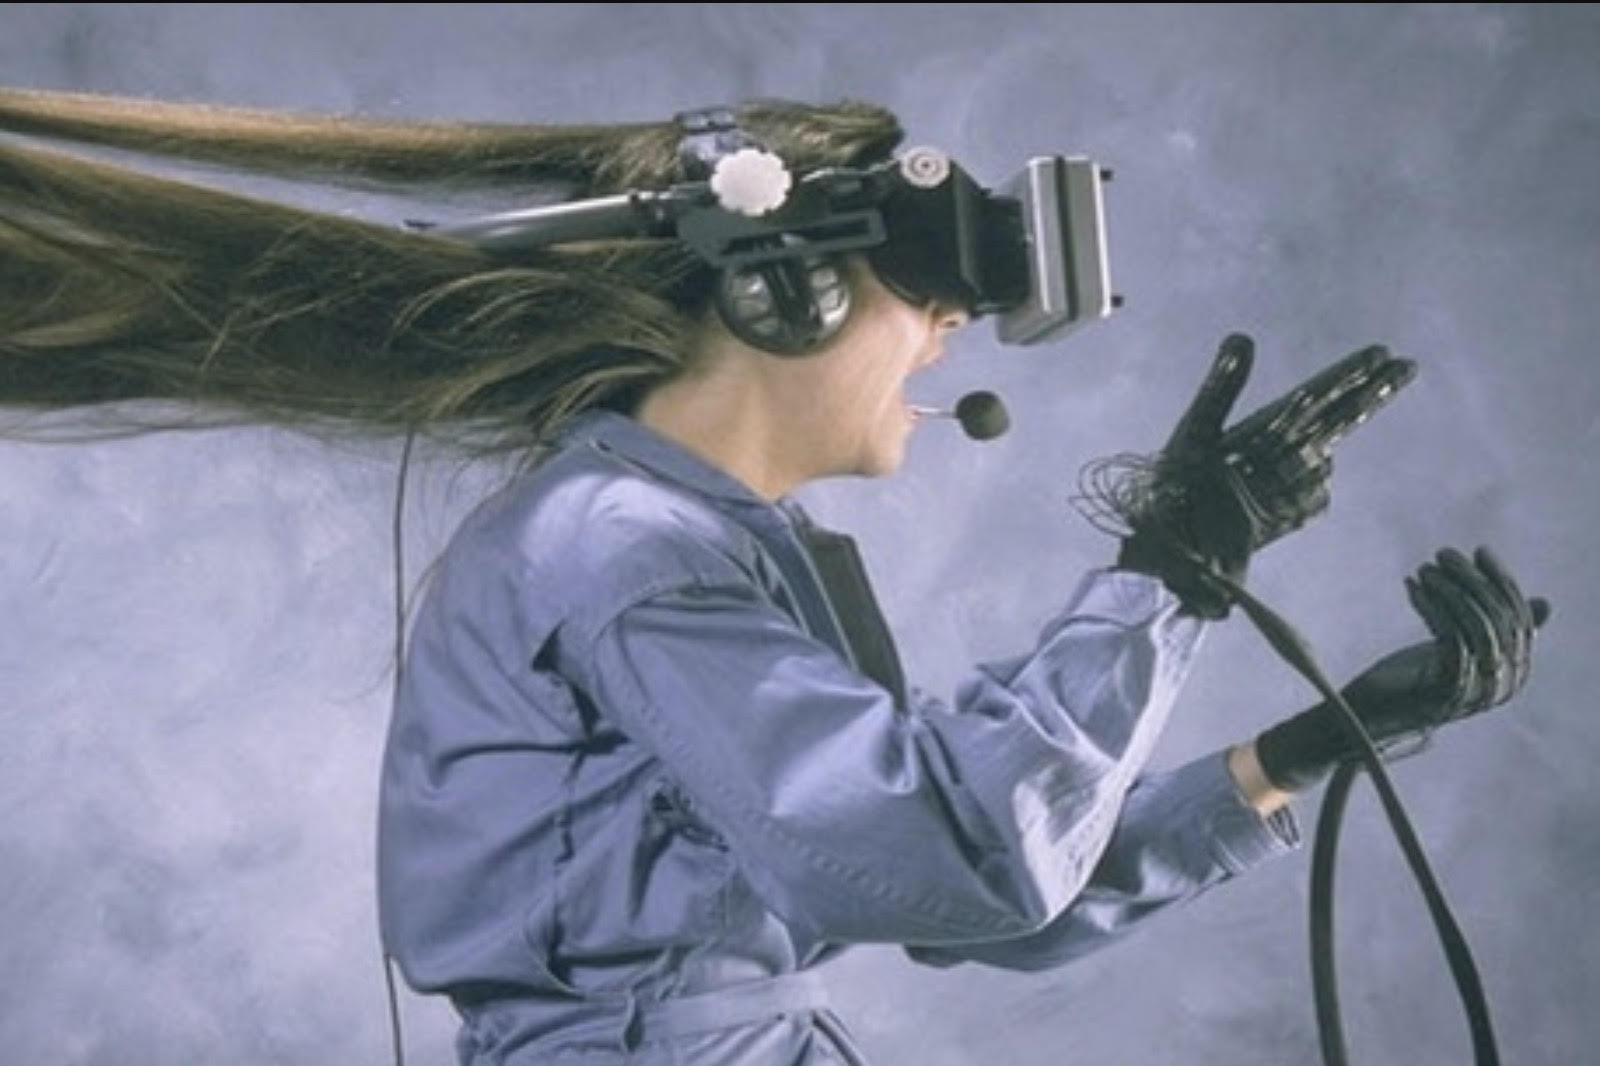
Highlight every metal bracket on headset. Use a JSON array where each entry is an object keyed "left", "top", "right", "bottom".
[
  {"left": 675, "top": 107, "right": 760, "bottom": 180},
  {"left": 677, "top": 197, "right": 886, "bottom": 269}
]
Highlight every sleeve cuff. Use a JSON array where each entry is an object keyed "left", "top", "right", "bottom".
[
  {"left": 1065, "top": 567, "right": 1183, "bottom": 626},
  {"left": 1184, "top": 749, "right": 1303, "bottom": 874}
]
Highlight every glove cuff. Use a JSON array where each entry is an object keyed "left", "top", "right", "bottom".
[
  {"left": 1118, "top": 532, "right": 1239, "bottom": 620},
  {"left": 1254, "top": 704, "right": 1347, "bottom": 792}
]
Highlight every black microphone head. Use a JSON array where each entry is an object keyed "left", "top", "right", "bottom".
[{"left": 953, "top": 390, "right": 1010, "bottom": 441}]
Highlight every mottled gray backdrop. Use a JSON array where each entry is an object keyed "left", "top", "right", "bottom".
[{"left": 2, "top": 4, "right": 1596, "bottom": 1065}]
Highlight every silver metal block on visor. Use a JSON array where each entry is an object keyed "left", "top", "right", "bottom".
[{"left": 996, "top": 157, "right": 1115, "bottom": 346}]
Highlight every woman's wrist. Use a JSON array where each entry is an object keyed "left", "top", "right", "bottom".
[{"left": 1227, "top": 740, "right": 1299, "bottom": 816}]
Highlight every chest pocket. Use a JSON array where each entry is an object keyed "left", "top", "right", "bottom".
[
  {"left": 544, "top": 767, "right": 737, "bottom": 992},
  {"left": 649, "top": 777, "right": 729, "bottom": 850}
]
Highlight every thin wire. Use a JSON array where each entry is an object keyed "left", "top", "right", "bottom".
[
  {"left": 384, "top": 953, "right": 407, "bottom": 1066},
  {"left": 382, "top": 428, "right": 418, "bottom": 1066},
  {"left": 1068, "top": 451, "right": 1155, "bottom": 538}
]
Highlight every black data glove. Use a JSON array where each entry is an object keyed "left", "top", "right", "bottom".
[
  {"left": 1255, "top": 546, "right": 1551, "bottom": 792},
  {"left": 1098, "top": 333, "right": 1416, "bottom": 619}
]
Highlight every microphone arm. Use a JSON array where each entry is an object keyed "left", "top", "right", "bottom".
[{"left": 912, "top": 390, "right": 1011, "bottom": 441}]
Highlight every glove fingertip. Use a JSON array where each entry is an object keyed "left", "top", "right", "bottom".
[
  {"left": 1415, "top": 561, "right": 1450, "bottom": 596},
  {"left": 1221, "top": 331, "right": 1256, "bottom": 355},
  {"left": 1406, "top": 575, "right": 1453, "bottom": 638},
  {"left": 1530, "top": 597, "right": 1551, "bottom": 628},
  {"left": 1213, "top": 335, "right": 1255, "bottom": 387},
  {"left": 1367, "top": 346, "right": 1417, "bottom": 385},
  {"left": 1354, "top": 343, "right": 1393, "bottom": 367},
  {"left": 1205, "top": 335, "right": 1254, "bottom": 394}
]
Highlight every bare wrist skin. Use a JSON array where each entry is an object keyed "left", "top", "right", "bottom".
[{"left": 1228, "top": 741, "right": 1298, "bottom": 816}]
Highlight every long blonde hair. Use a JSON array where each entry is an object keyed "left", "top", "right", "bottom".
[{"left": 0, "top": 89, "right": 901, "bottom": 452}]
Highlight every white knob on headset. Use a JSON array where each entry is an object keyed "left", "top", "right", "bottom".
[
  {"left": 898, "top": 146, "right": 951, "bottom": 189},
  {"left": 710, "top": 148, "right": 792, "bottom": 216}
]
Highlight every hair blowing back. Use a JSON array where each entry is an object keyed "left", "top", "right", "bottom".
[{"left": 0, "top": 89, "right": 902, "bottom": 453}]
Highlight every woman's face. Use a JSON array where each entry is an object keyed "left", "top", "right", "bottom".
[
  {"left": 797, "top": 261, "right": 970, "bottom": 480},
  {"left": 645, "top": 259, "right": 972, "bottom": 499}
]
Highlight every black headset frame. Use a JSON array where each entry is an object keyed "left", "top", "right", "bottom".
[{"left": 431, "top": 109, "right": 1117, "bottom": 351}]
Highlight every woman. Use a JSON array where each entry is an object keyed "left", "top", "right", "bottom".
[{"left": 0, "top": 89, "right": 1544, "bottom": 1064}]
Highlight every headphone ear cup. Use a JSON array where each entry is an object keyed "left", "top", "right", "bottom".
[{"left": 716, "top": 256, "right": 852, "bottom": 356}]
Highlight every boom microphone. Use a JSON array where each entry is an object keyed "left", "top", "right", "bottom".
[{"left": 912, "top": 390, "right": 1011, "bottom": 441}]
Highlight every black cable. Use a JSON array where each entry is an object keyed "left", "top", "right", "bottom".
[
  {"left": 382, "top": 429, "right": 418, "bottom": 1066},
  {"left": 1310, "top": 760, "right": 1357, "bottom": 1066},
  {"left": 1220, "top": 576, "right": 1499, "bottom": 1065}
]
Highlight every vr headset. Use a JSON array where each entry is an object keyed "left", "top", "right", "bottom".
[{"left": 433, "top": 109, "right": 1116, "bottom": 350}]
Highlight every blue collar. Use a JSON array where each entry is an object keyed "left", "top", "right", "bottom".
[
  {"left": 555, "top": 409, "right": 797, "bottom": 518},
  {"left": 554, "top": 410, "right": 859, "bottom": 663}
]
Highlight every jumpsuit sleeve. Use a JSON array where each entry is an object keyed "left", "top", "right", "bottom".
[
  {"left": 904, "top": 748, "right": 1300, "bottom": 971},
  {"left": 570, "top": 558, "right": 1208, "bottom": 948}
]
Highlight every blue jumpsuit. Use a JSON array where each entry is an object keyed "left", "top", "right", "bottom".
[{"left": 377, "top": 410, "right": 1299, "bottom": 1064}]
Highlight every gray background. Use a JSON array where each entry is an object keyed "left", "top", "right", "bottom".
[{"left": 2, "top": 4, "right": 1596, "bottom": 1064}]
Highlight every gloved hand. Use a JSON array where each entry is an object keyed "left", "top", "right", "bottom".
[
  {"left": 1255, "top": 546, "right": 1551, "bottom": 792},
  {"left": 1108, "top": 333, "right": 1416, "bottom": 618}
]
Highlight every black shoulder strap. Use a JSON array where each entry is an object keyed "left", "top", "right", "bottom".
[{"left": 794, "top": 524, "right": 910, "bottom": 708}]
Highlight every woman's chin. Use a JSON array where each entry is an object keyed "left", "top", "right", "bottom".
[{"left": 857, "top": 439, "right": 909, "bottom": 479}]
